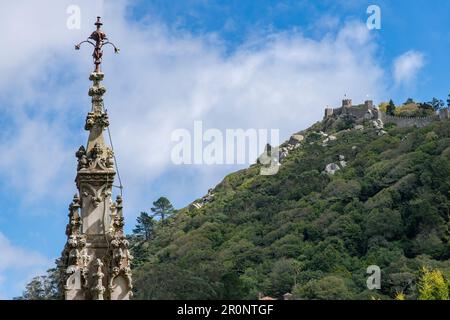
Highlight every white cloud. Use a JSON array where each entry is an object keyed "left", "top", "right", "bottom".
[
  {"left": 393, "top": 50, "right": 425, "bottom": 86},
  {"left": 0, "top": 232, "right": 51, "bottom": 299},
  {"left": 0, "top": 0, "right": 387, "bottom": 213},
  {"left": 0, "top": 233, "right": 49, "bottom": 269},
  {"left": 0, "top": 117, "right": 74, "bottom": 204}
]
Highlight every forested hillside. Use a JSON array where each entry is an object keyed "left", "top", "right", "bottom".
[
  {"left": 17, "top": 107, "right": 450, "bottom": 300},
  {"left": 130, "top": 116, "right": 450, "bottom": 300}
]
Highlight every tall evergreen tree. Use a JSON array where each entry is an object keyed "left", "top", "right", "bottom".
[
  {"left": 386, "top": 99, "right": 396, "bottom": 116},
  {"left": 429, "top": 98, "right": 444, "bottom": 111},
  {"left": 133, "top": 212, "right": 155, "bottom": 241},
  {"left": 151, "top": 197, "right": 175, "bottom": 222}
]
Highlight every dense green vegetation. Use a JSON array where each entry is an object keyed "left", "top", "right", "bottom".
[
  {"left": 130, "top": 117, "right": 450, "bottom": 300},
  {"left": 379, "top": 97, "right": 446, "bottom": 117},
  {"left": 18, "top": 106, "right": 450, "bottom": 300}
]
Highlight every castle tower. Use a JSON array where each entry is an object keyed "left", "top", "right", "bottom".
[
  {"left": 364, "top": 100, "right": 374, "bottom": 109},
  {"left": 342, "top": 99, "right": 352, "bottom": 108},
  {"left": 324, "top": 107, "right": 334, "bottom": 118},
  {"left": 59, "top": 17, "right": 132, "bottom": 300}
]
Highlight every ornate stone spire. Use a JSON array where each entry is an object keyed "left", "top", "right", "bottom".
[{"left": 59, "top": 17, "right": 132, "bottom": 300}]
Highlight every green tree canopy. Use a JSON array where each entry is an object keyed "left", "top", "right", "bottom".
[
  {"left": 151, "top": 197, "right": 175, "bottom": 222},
  {"left": 418, "top": 267, "right": 449, "bottom": 300},
  {"left": 133, "top": 211, "right": 155, "bottom": 241},
  {"left": 428, "top": 98, "right": 445, "bottom": 111},
  {"left": 386, "top": 99, "right": 396, "bottom": 116}
]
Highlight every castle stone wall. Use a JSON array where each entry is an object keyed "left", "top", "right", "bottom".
[
  {"left": 323, "top": 99, "right": 448, "bottom": 128},
  {"left": 344, "top": 106, "right": 369, "bottom": 119},
  {"left": 380, "top": 113, "right": 438, "bottom": 128},
  {"left": 439, "top": 108, "right": 450, "bottom": 120}
]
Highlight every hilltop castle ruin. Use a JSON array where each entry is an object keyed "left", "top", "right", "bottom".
[{"left": 324, "top": 99, "right": 449, "bottom": 128}]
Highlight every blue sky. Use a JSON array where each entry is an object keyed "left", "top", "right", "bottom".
[
  {"left": 0, "top": 0, "right": 448, "bottom": 299},
  {"left": 129, "top": 0, "right": 449, "bottom": 102}
]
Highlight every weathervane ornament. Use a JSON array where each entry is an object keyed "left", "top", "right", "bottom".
[{"left": 75, "top": 16, "right": 120, "bottom": 73}]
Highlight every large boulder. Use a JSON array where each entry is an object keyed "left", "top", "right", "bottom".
[
  {"left": 325, "top": 163, "right": 340, "bottom": 175},
  {"left": 279, "top": 150, "right": 289, "bottom": 161},
  {"left": 371, "top": 119, "right": 384, "bottom": 130},
  {"left": 322, "top": 134, "right": 337, "bottom": 146},
  {"left": 289, "top": 134, "right": 304, "bottom": 145}
]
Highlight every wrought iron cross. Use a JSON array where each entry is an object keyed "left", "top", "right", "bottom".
[{"left": 75, "top": 17, "right": 119, "bottom": 73}]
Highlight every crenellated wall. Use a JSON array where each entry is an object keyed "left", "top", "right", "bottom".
[
  {"left": 439, "top": 108, "right": 450, "bottom": 120},
  {"left": 380, "top": 113, "right": 438, "bottom": 128},
  {"left": 324, "top": 99, "right": 448, "bottom": 128}
]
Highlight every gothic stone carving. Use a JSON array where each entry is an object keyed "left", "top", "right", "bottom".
[
  {"left": 107, "top": 196, "right": 133, "bottom": 299},
  {"left": 59, "top": 194, "right": 90, "bottom": 299},
  {"left": 60, "top": 70, "right": 131, "bottom": 300}
]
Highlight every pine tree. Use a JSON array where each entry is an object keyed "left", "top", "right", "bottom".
[
  {"left": 429, "top": 98, "right": 444, "bottom": 111},
  {"left": 132, "top": 212, "right": 155, "bottom": 241},
  {"left": 386, "top": 99, "right": 396, "bottom": 116},
  {"left": 151, "top": 197, "right": 175, "bottom": 222}
]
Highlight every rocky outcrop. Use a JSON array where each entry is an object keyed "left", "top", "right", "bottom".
[
  {"left": 278, "top": 134, "right": 304, "bottom": 163},
  {"left": 324, "top": 155, "right": 347, "bottom": 175},
  {"left": 322, "top": 134, "right": 337, "bottom": 146},
  {"left": 191, "top": 188, "right": 215, "bottom": 209},
  {"left": 370, "top": 119, "right": 387, "bottom": 136},
  {"left": 339, "top": 155, "right": 347, "bottom": 168},
  {"left": 289, "top": 134, "right": 304, "bottom": 144},
  {"left": 324, "top": 163, "right": 340, "bottom": 175}
]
